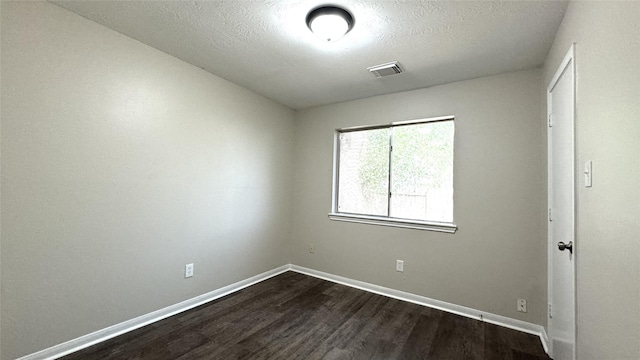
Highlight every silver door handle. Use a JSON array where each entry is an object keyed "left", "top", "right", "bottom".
[{"left": 558, "top": 241, "right": 573, "bottom": 254}]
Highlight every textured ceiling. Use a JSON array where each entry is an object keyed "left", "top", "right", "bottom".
[{"left": 52, "top": 1, "right": 568, "bottom": 110}]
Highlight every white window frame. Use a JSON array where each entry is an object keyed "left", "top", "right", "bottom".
[{"left": 329, "top": 115, "right": 457, "bottom": 233}]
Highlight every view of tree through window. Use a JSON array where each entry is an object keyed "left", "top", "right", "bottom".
[{"left": 336, "top": 119, "right": 454, "bottom": 223}]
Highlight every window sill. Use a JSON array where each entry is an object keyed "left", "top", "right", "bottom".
[{"left": 328, "top": 213, "right": 457, "bottom": 233}]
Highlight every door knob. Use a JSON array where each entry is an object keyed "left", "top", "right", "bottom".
[{"left": 557, "top": 241, "right": 573, "bottom": 254}]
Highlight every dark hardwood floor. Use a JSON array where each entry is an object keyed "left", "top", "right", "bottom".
[{"left": 61, "top": 271, "right": 550, "bottom": 360}]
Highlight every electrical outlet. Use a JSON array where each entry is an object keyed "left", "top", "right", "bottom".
[
  {"left": 308, "top": 244, "right": 315, "bottom": 254},
  {"left": 185, "top": 263, "right": 194, "bottom": 278},
  {"left": 396, "top": 260, "right": 404, "bottom": 272},
  {"left": 517, "top": 298, "right": 527, "bottom": 313}
]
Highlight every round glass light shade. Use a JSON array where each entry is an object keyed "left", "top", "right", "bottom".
[{"left": 306, "top": 6, "right": 354, "bottom": 42}]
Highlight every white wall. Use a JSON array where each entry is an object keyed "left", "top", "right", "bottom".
[
  {"left": 543, "top": 2, "right": 640, "bottom": 359},
  {"left": 291, "top": 69, "right": 547, "bottom": 326},
  {"left": 0, "top": 2, "right": 294, "bottom": 359}
]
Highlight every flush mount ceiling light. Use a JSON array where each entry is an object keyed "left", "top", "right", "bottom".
[{"left": 306, "top": 6, "right": 354, "bottom": 42}]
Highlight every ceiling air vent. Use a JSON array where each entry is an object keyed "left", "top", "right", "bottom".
[{"left": 367, "top": 61, "right": 403, "bottom": 78}]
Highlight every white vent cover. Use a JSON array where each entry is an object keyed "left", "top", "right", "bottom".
[{"left": 367, "top": 61, "right": 403, "bottom": 78}]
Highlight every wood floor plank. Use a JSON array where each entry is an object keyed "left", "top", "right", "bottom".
[
  {"left": 256, "top": 286, "right": 371, "bottom": 360},
  {"left": 484, "top": 322, "right": 514, "bottom": 360},
  {"left": 396, "top": 312, "right": 443, "bottom": 360},
  {"left": 510, "top": 349, "right": 551, "bottom": 360},
  {"left": 305, "top": 292, "right": 390, "bottom": 359},
  {"left": 229, "top": 283, "right": 355, "bottom": 359},
  {"left": 352, "top": 300, "right": 425, "bottom": 360},
  {"left": 60, "top": 272, "right": 551, "bottom": 360},
  {"left": 184, "top": 277, "right": 335, "bottom": 359},
  {"left": 120, "top": 328, "right": 208, "bottom": 360},
  {"left": 484, "top": 322, "right": 548, "bottom": 360},
  {"left": 426, "top": 312, "right": 485, "bottom": 360}
]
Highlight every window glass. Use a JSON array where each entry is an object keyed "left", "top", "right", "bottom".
[
  {"left": 337, "top": 128, "right": 389, "bottom": 216},
  {"left": 390, "top": 121, "right": 454, "bottom": 222},
  {"left": 335, "top": 119, "right": 454, "bottom": 224}
]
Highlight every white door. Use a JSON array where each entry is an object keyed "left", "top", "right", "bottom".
[{"left": 547, "top": 45, "right": 576, "bottom": 360}]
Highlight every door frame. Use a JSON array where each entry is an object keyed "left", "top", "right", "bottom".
[{"left": 546, "top": 44, "right": 577, "bottom": 359}]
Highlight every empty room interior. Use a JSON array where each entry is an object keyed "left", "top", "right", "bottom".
[{"left": 1, "top": 1, "right": 639, "bottom": 360}]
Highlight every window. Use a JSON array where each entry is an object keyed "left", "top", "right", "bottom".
[{"left": 330, "top": 116, "right": 456, "bottom": 233}]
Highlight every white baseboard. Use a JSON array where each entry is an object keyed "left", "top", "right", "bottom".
[
  {"left": 18, "top": 264, "right": 548, "bottom": 359},
  {"left": 289, "top": 264, "right": 549, "bottom": 355},
  {"left": 540, "top": 327, "right": 549, "bottom": 354},
  {"left": 17, "top": 265, "right": 290, "bottom": 360}
]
